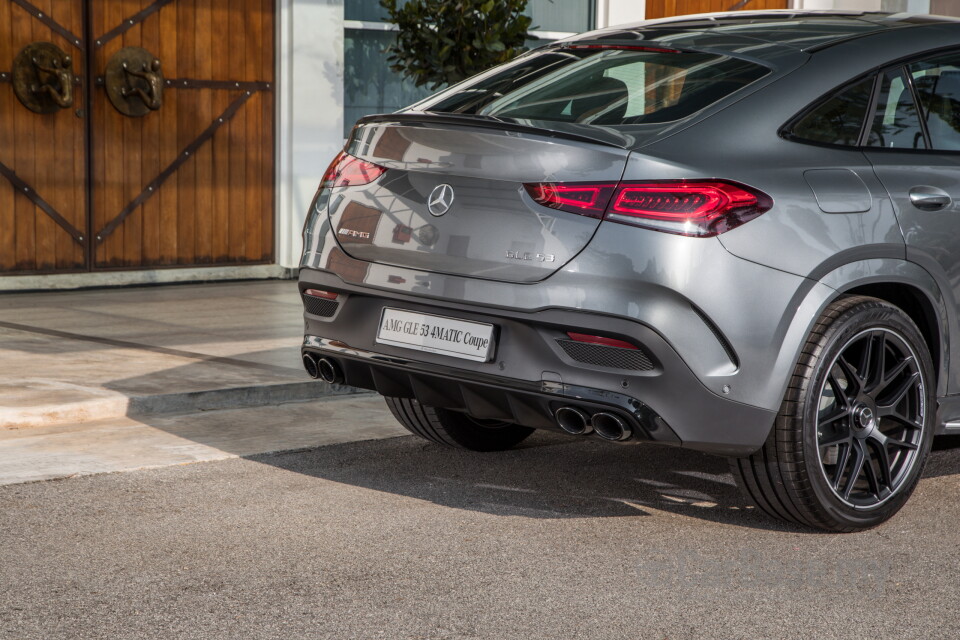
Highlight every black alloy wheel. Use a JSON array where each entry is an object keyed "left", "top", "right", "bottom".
[{"left": 730, "top": 296, "right": 935, "bottom": 532}]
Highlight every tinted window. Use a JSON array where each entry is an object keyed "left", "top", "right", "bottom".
[
  {"left": 867, "top": 69, "right": 927, "bottom": 150},
  {"left": 421, "top": 48, "right": 768, "bottom": 127},
  {"left": 910, "top": 53, "right": 960, "bottom": 151},
  {"left": 789, "top": 77, "right": 874, "bottom": 146}
]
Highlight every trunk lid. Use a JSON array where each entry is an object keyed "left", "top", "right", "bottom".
[{"left": 326, "top": 118, "right": 631, "bottom": 283}]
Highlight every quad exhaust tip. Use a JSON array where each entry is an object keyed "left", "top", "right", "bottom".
[
  {"left": 555, "top": 406, "right": 592, "bottom": 435},
  {"left": 316, "top": 357, "right": 343, "bottom": 385},
  {"left": 592, "top": 412, "right": 631, "bottom": 442},
  {"left": 302, "top": 353, "right": 320, "bottom": 379},
  {"left": 302, "top": 353, "right": 344, "bottom": 384}
]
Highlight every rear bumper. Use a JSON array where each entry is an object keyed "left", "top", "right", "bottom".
[{"left": 299, "top": 268, "right": 777, "bottom": 456}]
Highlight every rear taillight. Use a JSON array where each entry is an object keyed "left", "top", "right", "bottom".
[
  {"left": 524, "top": 182, "right": 616, "bottom": 218},
  {"left": 523, "top": 179, "right": 771, "bottom": 237},
  {"left": 607, "top": 181, "right": 771, "bottom": 237},
  {"left": 566, "top": 332, "right": 638, "bottom": 350},
  {"left": 565, "top": 44, "right": 682, "bottom": 54},
  {"left": 321, "top": 151, "right": 387, "bottom": 188},
  {"left": 303, "top": 288, "right": 338, "bottom": 300}
]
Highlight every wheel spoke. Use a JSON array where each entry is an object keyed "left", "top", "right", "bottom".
[
  {"left": 831, "top": 442, "right": 852, "bottom": 491},
  {"left": 882, "top": 435, "right": 919, "bottom": 451},
  {"left": 875, "top": 356, "right": 913, "bottom": 396},
  {"left": 835, "top": 356, "right": 863, "bottom": 397},
  {"left": 826, "top": 373, "right": 850, "bottom": 408},
  {"left": 856, "top": 332, "right": 874, "bottom": 387},
  {"left": 878, "top": 405, "right": 922, "bottom": 430},
  {"left": 862, "top": 445, "right": 882, "bottom": 498},
  {"left": 866, "top": 437, "right": 894, "bottom": 495},
  {"left": 841, "top": 442, "right": 866, "bottom": 500},
  {"left": 877, "top": 372, "right": 920, "bottom": 414},
  {"left": 866, "top": 332, "right": 887, "bottom": 392},
  {"left": 819, "top": 428, "right": 850, "bottom": 449},
  {"left": 818, "top": 404, "right": 849, "bottom": 428}
]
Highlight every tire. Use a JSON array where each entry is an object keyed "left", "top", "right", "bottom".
[
  {"left": 730, "top": 295, "right": 935, "bottom": 532},
  {"left": 384, "top": 396, "right": 535, "bottom": 452}
]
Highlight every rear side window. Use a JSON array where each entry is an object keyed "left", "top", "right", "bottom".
[
  {"left": 866, "top": 69, "right": 927, "bottom": 150},
  {"left": 909, "top": 54, "right": 960, "bottom": 151},
  {"left": 789, "top": 77, "right": 874, "bottom": 146},
  {"left": 421, "top": 47, "right": 769, "bottom": 126}
]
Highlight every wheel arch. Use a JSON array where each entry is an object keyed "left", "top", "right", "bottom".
[{"left": 819, "top": 259, "right": 949, "bottom": 397}]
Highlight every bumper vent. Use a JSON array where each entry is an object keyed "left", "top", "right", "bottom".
[
  {"left": 556, "top": 339, "right": 654, "bottom": 371},
  {"left": 303, "top": 296, "right": 339, "bottom": 318}
]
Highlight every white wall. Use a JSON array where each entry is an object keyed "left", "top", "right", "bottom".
[
  {"left": 598, "top": 0, "right": 647, "bottom": 27},
  {"left": 276, "top": 0, "right": 345, "bottom": 269}
]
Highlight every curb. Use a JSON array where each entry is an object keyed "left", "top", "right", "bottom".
[{"left": 1, "top": 380, "right": 364, "bottom": 430}]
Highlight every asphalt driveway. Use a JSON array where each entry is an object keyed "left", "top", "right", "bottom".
[{"left": 2, "top": 432, "right": 959, "bottom": 639}]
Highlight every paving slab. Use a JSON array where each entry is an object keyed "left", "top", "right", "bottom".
[
  {"left": 0, "top": 280, "right": 353, "bottom": 429},
  {"left": 0, "top": 394, "right": 405, "bottom": 485}
]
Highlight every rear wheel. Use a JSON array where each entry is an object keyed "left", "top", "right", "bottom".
[
  {"left": 384, "top": 396, "right": 535, "bottom": 452},
  {"left": 730, "top": 296, "right": 935, "bottom": 532}
]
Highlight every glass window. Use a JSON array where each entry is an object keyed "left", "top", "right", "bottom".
[
  {"left": 789, "top": 77, "right": 874, "bottom": 146},
  {"left": 347, "top": 0, "right": 595, "bottom": 32},
  {"left": 910, "top": 53, "right": 960, "bottom": 151},
  {"left": 343, "top": 29, "right": 432, "bottom": 136},
  {"left": 343, "top": 1, "right": 597, "bottom": 136},
  {"left": 867, "top": 69, "right": 927, "bottom": 150},
  {"left": 423, "top": 47, "right": 768, "bottom": 127},
  {"left": 345, "top": 0, "right": 390, "bottom": 22},
  {"left": 526, "top": 0, "right": 594, "bottom": 33}
]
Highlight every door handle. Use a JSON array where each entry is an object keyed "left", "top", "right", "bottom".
[
  {"left": 120, "top": 58, "right": 163, "bottom": 111},
  {"left": 908, "top": 187, "right": 952, "bottom": 211},
  {"left": 104, "top": 47, "right": 164, "bottom": 117},
  {"left": 12, "top": 42, "right": 75, "bottom": 114}
]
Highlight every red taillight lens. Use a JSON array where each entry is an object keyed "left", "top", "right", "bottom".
[
  {"left": 607, "top": 181, "right": 771, "bottom": 237},
  {"left": 567, "top": 332, "right": 638, "bottom": 350},
  {"left": 321, "top": 151, "right": 387, "bottom": 188},
  {"left": 524, "top": 182, "right": 617, "bottom": 218},
  {"left": 565, "top": 44, "right": 682, "bottom": 54},
  {"left": 525, "top": 178, "right": 771, "bottom": 237},
  {"left": 304, "top": 288, "right": 338, "bottom": 300}
]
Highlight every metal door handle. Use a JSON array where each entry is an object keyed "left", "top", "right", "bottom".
[
  {"left": 30, "top": 54, "right": 74, "bottom": 108},
  {"left": 120, "top": 58, "right": 163, "bottom": 110},
  {"left": 909, "top": 187, "right": 952, "bottom": 211},
  {"left": 105, "top": 47, "right": 164, "bottom": 117},
  {"left": 12, "top": 42, "right": 75, "bottom": 114}
]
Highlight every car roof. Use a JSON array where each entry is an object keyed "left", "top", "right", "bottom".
[{"left": 564, "top": 11, "right": 960, "bottom": 61}]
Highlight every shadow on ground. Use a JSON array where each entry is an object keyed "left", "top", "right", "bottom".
[
  {"left": 238, "top": 427, "right": 960, "bottom": 532},
  {"left": 102, "top": 353, "right": 960, "bottom": 533},
  {"left": 113, "top": 357, "right": 960, "bottom": 534}
]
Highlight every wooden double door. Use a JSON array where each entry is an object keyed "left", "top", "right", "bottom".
[
  {"left": 0, "top": 0, "right": 274, "bottom": 275},
  {"left": 646, "top": 0, "right": 789, "bottom": 20}
]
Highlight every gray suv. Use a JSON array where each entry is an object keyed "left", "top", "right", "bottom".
[{"left": 299, "top": 11, "right": 960, "bottom": 531}]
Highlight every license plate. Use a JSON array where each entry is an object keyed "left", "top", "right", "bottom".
[{"left": 375, "top": 308, "right": 495, "bottom": 362}]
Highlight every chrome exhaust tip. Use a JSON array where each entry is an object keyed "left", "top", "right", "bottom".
[
  {"left": 302, "top": 353, "right": 320, "bottom": 379},
  {"left": 592, "top": 412, "right": 631, "bottom": 442},
  {"left": 555, "top": 406, "right": 591, "bottom": 435},
  {"left": 316, "top": 357, "right": 343, "bottom": 385}
]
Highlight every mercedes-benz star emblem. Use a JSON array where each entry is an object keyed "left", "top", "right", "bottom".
[{"left": 427, "top": 184, "right": 455, "bottom": 217}]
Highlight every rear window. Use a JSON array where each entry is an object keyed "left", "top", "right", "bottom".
[{"left": 419, "top": 47, "right": 769, "bottom": 127}]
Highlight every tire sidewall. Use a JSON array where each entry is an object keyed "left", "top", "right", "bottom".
[{"left": 800, "top": 302, "right": 935, "bottom": 529}]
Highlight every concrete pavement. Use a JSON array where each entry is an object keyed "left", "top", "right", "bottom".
[
  {"left": 0, "top": 279, "right": 353, "bottom": 430},
  {"left": 2, "top": 432, "right": 958, "bottom": 639}
]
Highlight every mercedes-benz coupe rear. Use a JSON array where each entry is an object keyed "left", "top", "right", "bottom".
[{"left": 300, "top": 11, "right": 960, "bottom": 531}]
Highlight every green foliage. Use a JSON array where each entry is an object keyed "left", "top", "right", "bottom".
[{"left": 380, "top": 0, "right": 534, "bottom": 90}]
